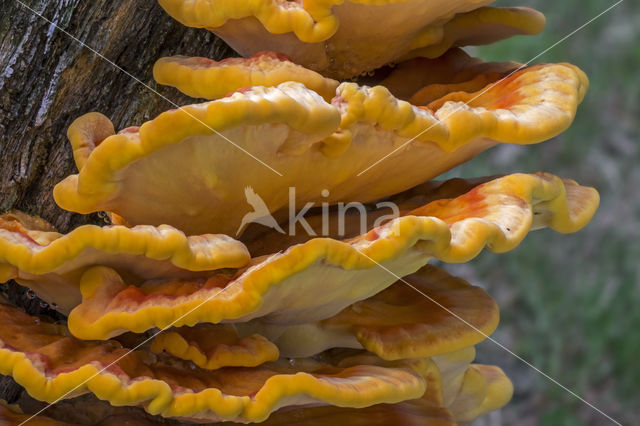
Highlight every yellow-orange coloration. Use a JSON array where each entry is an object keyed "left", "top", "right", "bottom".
[
  {"left": 54, "top": 60, "right": 587, "bottom": 235},
  {"left": 150, "top": 324, "right": 279, "bottom": 369},
  {"left": 0, "top": 213, "right": 249, "bottom": 312},
  {"left": 1, "top": 1, "right": 602, "bottom": 422},
  {"left": 448, "top": 364, "right": 514, "bottom": 422},
  {"left": 267, "top": 265, "right": 498, "bottom": 359},
  {"left": 66, "top": 173, "right": 598, "bottom": 340},
  {"left": 157, "top": 0, "right": 544, "bottom": 78},
  {"left": 154, "top": 51, "right": 339, "bottom": 100},
  {"left": 0, "top": 300, "right": 438, "bottom": 423}
]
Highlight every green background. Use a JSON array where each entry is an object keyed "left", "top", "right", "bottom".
[{"left": 441, "top": 1, "right": 639, "bottom": 424}]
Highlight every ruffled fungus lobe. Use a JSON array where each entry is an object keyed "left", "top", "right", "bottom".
[
  {"left": 253, "top": 348, "right": 454, "bottom": 426},
  {"left": 157, "top": 0, "right": 545, "bottom": 78},
  {"left": 244, "top": 358, "right": 513, "bottom": 426},
  {"left": 54, "top": 57, "right": 587, "bottom": 235},
  {"left": 0, "top": 212, "right": 249, "bottom": 312},
  {"left": 0, "top": 299, "right": 440, "bottom": 422},
  {"left": 429, "top": 347, "right": 513, "bottom": 422},
  {"left": 154, "top": 51, "right": 340, "bottom": 100},
  {"left": 243, "top": 394, "right": 457, "bottom": 426},
  {"left": 146, "top": 264, "right": 496, "bottom": 362},
  {"left": 150, "top": 324, "right": 280, "bottom": 369},
  {"left": 448, "top": 364, "right": 514, "bottom": 423},
  {"left": 379, "top": 47, "right": 521, "bottom": 102},
  {"left": 268, "top": 265, "right": 498, "bottom": 359},
  {"left": 246, "top": 171, "right": 599, "bottom": 256},
  {"left": 433, "top": 346, "right": 477, "bottom": 407},
  {"left": 0, "top": 0, "right": 601, "bottom": 424},
  {"left": 246, "top": 349, "right": 511, "bottom": 425},
  {"left": 67, "top": 173, "right": 598, "bottom": 340}
]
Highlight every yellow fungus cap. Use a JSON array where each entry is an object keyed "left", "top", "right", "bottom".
[
  {"left": 448, "top": 364, "right": 514, "bottom": 422},
  {"left": 269, "top": 264, "right": 499, "bottom": 359},
  {"left": 0, "top": 300, "right": 436, "bottom": 423},
  {"left": 0, "top": 212, "right": 249, "bottom": 312},
  {"left": 154, "top": 51, "right": 339, "bottom": 100},
  {"left": 66, "top": 173, "right": 598, "bottom": 340},
  {"left": 54, "top": 58, "right": 587, "bottom": 236},
  {"left": 157, "top": 0, "right": 544, "bottom": 78},
  {"left": 150, "top": 324, "right": 279, "bottom": 370}
]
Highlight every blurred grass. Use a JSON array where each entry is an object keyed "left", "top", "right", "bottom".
[{"left": 439, "top": 1, "right": 639, "bottom": 424}]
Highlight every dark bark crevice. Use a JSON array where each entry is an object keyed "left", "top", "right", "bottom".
[
  {"left": 1, "top": 0, "right": 233, "bottom": 230},
  {"left": 0, "top": 0, "right": 234, "bottom": 408}
]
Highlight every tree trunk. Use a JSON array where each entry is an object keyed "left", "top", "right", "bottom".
[{"left": 0, "top": 0, "right": 233, "bottom": 405}]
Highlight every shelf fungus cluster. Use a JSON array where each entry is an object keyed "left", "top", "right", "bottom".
[{"left": 0, "top": 0, "right": 599, "bottom": 424}]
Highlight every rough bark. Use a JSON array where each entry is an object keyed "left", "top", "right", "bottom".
[{"left": 0, "top": 0, "right": 233, "bottom": 406}]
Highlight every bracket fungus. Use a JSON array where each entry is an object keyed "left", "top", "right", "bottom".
[
  {"left": 149, "top": 324, "right": 281, "bottom": 370},
  {"left": 265, "top": 265, "right": 500, "bottom": 360},
  {"left": 0, "top": 299, "right": 437, "bottom": 422},
  {"left": 153, "top": 51, "right": 340, "bottom": 101},
  {"left": 156, "top": 1, "right": 545, "bottom": 78},
  {"left": 63, "top": 173, "right": 598, "bottom": 341},
  {"left": 54, "top": 53, "right": 587, "bottom": 236},
  {"left": 0, "top": 296, "right": 512, "bottom": 424},
  {"left": 2, "top": 0, "right": 602, "bottom": 424},
  {"left": 145, "top": 264, "right": 499, "bottom": 362},
  {"left": 0, "top": 211, "right": 249, "bottom": 312}
]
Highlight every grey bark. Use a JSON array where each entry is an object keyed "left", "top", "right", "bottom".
[{"left": 0, "top": 0, "right": 233, "bottom": 408}]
